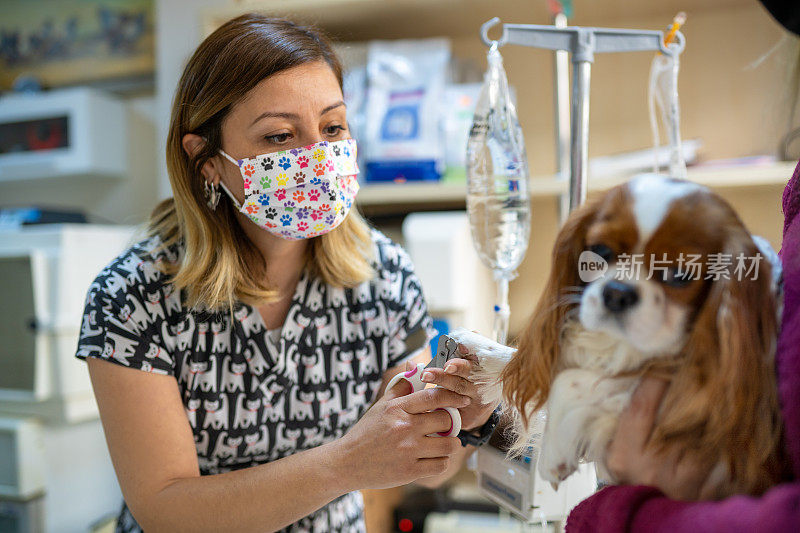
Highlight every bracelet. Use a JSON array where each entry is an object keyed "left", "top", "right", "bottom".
[{"left": 457, "top": 406, "right": 502, "bottom": 447}]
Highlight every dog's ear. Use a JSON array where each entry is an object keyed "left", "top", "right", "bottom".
[
  {"left": 657, "top": 232, "right": 784, "bottom": 494},
  {"left": 501, "top": 197, "right": 601, "bottom": 426}
]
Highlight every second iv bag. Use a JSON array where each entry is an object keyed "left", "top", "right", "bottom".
[{"left": 466, "top": 44, "right": 531, "bottom": 344}]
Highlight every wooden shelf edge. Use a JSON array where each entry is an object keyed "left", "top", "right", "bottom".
[{"left": 356, "top": 161, "right": 796, "bottom": 208}]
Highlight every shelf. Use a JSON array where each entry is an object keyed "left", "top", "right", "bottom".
[{"left": 356, "top": 161, "right": 796, "bottom": 210}]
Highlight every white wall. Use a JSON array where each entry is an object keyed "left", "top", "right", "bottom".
[{"left": 155, "top": 0, "right": 229, "bottom": 199}]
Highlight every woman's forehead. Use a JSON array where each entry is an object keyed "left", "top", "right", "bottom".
[{"left": 236, "top": 61, "right": 343, "bottom": 115}]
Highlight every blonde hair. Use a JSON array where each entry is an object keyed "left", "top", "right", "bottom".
[{"left": 150, "top": 14, "right": 374, "bottom": 311}]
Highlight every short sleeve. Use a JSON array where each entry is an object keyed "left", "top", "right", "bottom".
[
  {"left": 379, "top": 238, "right": 438, "bottom": 368},
  {"left": 76, "top": 278, "right": 175, "bottom": 376}
]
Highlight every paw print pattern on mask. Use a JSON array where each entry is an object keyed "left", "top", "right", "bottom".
[{"left": 233, "top": 139, "right": 359, "bottom": 239}]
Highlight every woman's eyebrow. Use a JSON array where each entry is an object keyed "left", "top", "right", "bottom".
[{"left": 250, "top": 101, "right": 346, "bottom": 126}]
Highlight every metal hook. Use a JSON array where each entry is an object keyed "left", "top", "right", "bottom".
[
  {"left": 444, "top": 337, "right": 459, "bottom": 360},
  {"left": 660, "top": 30, "right": 686, "bottom": 57},
  {"left": 481, "top": 17, "right": 508, "bottom": 49}
]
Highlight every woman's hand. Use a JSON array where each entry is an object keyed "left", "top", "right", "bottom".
[
  {"left": 333, "top": 379, "right": 467, "bottom": 491},
  {"left": 420, "top": 344, "right": 499, "bottom": 432},
  {"left": 605, "top": 377, "right": 715, "bottom": 500}
]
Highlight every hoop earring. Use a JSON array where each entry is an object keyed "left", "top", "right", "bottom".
[{"left": 204, "top": 180, "right": 220, "bottom": 211}]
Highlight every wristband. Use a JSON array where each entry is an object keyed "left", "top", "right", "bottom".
[{"left": 457, "top": 406, "right": 502, "bottom": 447}]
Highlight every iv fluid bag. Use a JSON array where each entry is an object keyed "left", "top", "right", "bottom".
[
  {"left": 466, "top": 47, "right": 531, "bottom": 278},
  {"left": 649, "top": 47, "right": 686, "bottom": 179}
]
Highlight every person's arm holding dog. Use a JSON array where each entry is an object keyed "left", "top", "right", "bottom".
[{"left": 565, "top": 159, "right": 800, "bottom": 532}]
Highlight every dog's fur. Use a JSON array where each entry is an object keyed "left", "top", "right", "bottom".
[{"left": 475, "top": 175, "right": 787, "bottom": 499}]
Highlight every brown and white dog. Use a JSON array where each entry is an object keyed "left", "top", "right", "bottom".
[{"left": 481, "top": 174, "right": 786, "bottom": 499}]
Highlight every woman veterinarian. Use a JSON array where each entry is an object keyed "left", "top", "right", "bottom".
[{"left": 76, "top": 14, "right": 497, "bottom": 532}]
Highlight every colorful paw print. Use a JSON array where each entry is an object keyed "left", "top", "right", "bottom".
[
  {"left": 293, "top": 172, "right": 305, "bottom": 184},
  {"left": 312, "top": 148, "right": 326, "bottom": 162},
  {"left": 328, "top": 191, "right": 337, "bottom": 202},
  {"left": 243, "top": 163, "right": 255, "bottom": 177},
  {"left": 297, "top": 221, "right": 309, "bottom": 232},
  {"left": 283, "top": 200, "right": 296, "bottom": 211},
  {"left": 245, "top": 203, "right": 258, "bottom": 214},
  {"left": 280, "top": 214, "right": 292, "bottom": 226},
  {"left": 274, "top": 189, "right": 286, "bottom": 201},
  {"left": 265, "top": 220, "right": 277, "bottom": 228},
  {"left": 325, "top": 159, "right": 335, "bottom": 172},
  {"left": 297, "top": 156, "right": 309, "bottom": 168},
  {"left": 319, "top": 203, "right": 331, "bottom": 212},
  {"left": 293, "top": 191, "right": 305, "bottom": 203},
  {"left": 258, "top": 194, "right": 269, "bottom": 206},
  {"left": 314, "top": 222, "right": 326, "bottom": 232},
  {"left": 276, "top": 173, "right": 289, "bottom": 186},
  {"left": 264, "top": 207, "right": 278, "bottom": 219},
  {"left": 320, "top": 182, "right": 330, "bottom": 194},
  {"left": 243, "top": 178, "right": 252, "bottom": 190},
  {"left": 260, "top": 158, "right": 274, "bottom": 171},
  {"left": 313, "top": 163, "right": 326, "bottom": 176},
  {"left": 260, "top": 176, "right": 272, "bottom": 189},
  {"left": 332, "top": 145, "right": 341, "bottom": 156},
  {"left": 325, "top": 214, "right": 336, "bottom": 225},
  {"left": 296, "top": 207, "right": 309, "bottom": 220},
  {"left": 310, "top": 176, "right": 322, "bottom": 186},
  {"left": 310, "top": 210, "right": 322, "bottom": 221},
  {"left": 278, "top": 156, "right": 292, "bottom": 170},
  {"left": 308, "top": 190, "right": 321, "bottom": 202}
]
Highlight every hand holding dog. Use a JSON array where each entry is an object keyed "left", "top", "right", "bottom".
[{"left": 419, "top": 344, "right": 499, "bottom": 432}]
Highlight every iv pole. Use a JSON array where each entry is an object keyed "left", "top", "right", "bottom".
[
  {"left": 474, "top": 18, "right": 685, "bottom": 532},
  {"left": 479, "top": 18, "right": 685, "bottom": 212}
]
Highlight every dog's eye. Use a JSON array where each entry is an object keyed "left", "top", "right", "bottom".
[
  {"left": 663, "top": 268, "right": 693, "bottom": 288},
  {"left": 589, "top": 243, "right": 614, "bottom": 262}
]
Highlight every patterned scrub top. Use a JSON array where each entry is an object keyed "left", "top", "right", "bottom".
[{"left": 75, "top": 228, "right": 436, "bottom": 532}]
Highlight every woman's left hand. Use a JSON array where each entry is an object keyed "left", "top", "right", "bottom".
[{"left": 419, "top": 344, "right": 498, "bottom": 432}]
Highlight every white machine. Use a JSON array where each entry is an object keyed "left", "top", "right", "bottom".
[
  {"left": 0, "top": 224, "right": 135, "bottom": 533},
  {"left": 0, "top": 87, "right": 127, "bottom": 183}
]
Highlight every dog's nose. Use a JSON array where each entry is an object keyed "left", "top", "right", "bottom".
[{"left": 602, "top": 281, "right": 639, "bottom": 313}]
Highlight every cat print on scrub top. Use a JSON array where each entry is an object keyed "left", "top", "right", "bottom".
[{"left": 76, "top": 229, "right": 436, "bottom": 533}]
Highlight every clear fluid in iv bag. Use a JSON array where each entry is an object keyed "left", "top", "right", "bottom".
[{"left": 466, "top": 117, "right": 531, "bottom": 276}]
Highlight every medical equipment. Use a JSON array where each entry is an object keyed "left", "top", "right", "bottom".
[
  {"left": 0, "top": 224, "right": 134, "bottom": 532},
  {"left": 0, "top": 87, "right": 127, "bottom": 182},
  {"left": 649, "top": 12, "right": 687, "bottom": 178},
  {"left": 466, "top": 43, "right": 530, "bottom": 345},
  {"left": 466, "top": 16, "right": 685, "bottom": 530},
  {"left": 385, "top": 334, "right": 463, "bottom": 437}
]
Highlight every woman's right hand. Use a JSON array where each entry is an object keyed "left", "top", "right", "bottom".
[{"left": 333, "top": 379, "right": 468, "bottom": 491}]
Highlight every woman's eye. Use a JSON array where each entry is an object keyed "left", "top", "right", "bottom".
[
  {"left": 324, "top": 125, "right": 346, "bottom": 136},
  {"left": 265, "top": 133, "right": 291, "bottom": 144},
  {"left": 589, "top": 243, "right": 614, "bottom": 262}
]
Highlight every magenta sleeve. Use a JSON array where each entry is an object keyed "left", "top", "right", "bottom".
[{"left": 566, "top": 482, "right": 800, "bottom": 532}]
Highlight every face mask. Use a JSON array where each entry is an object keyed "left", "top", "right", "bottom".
[{"left": 218, "top": 139, "right": 360, "bottom": 240}]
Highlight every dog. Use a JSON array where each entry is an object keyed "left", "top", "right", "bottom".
[{"left": 470, "top": 174, "right": 786, "bottom": 499}]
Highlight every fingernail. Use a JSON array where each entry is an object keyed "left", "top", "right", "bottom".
[
  {"left": 445, "top": 365, "right": 457, "bottom": 374},
  {"left": 421, "top": 371, "right": 433, "bottom": 382}
]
